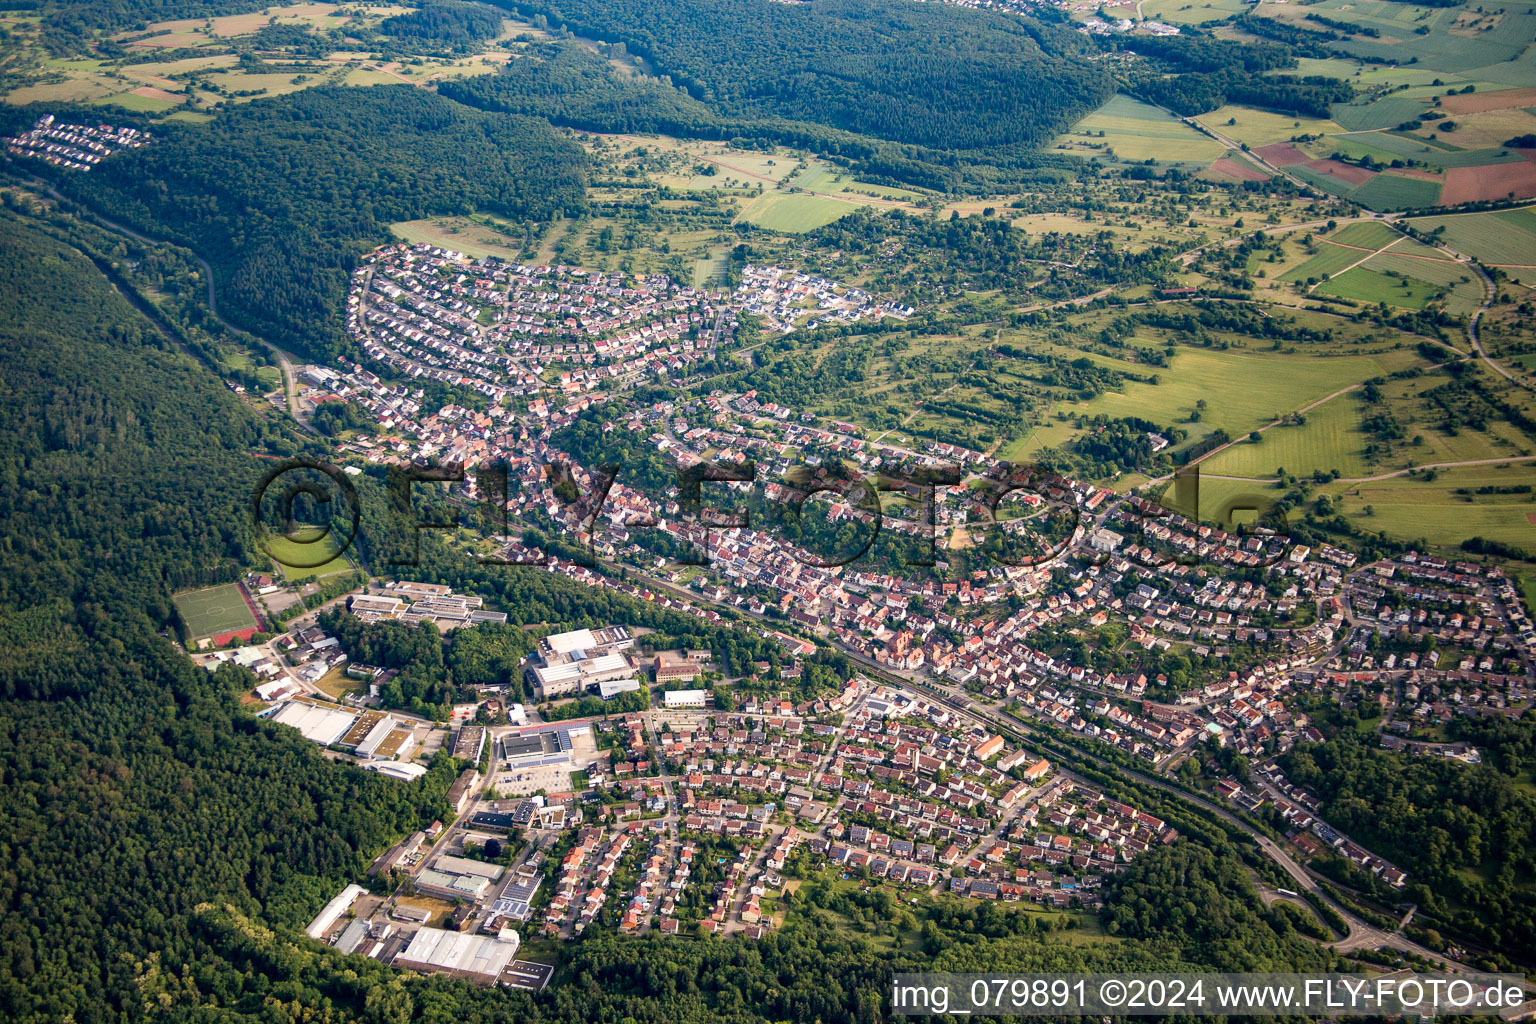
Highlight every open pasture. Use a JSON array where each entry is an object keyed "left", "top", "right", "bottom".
[
  {"left": 1052, "top": 94, "right": 1226, "bottom": 164},
  {"left": 1069, "top": 344, "right": 1420, "bottom": 442},
  {"left": 1315, "top": 266, "right": 1439, "bottom": 308},
  {"left": 1198, "top": 393, "right": 1372, "bottom": 478}
]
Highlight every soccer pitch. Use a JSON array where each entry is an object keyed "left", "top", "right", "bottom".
[{"left": 174, "top": 583, "right": 259, "bottom": 640}]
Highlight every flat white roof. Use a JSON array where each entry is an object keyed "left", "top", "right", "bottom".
[
  {"left": 395, "top": 927, "right": 518, "bottom": 978},
  {"left": 545, "top": 628, "right": 595, "bottom": 654},
  {"left": 355, "top": 715, "right": 397, "bottom": 757},
  {"left": 365, "top": 761, "right": 428, "bottom": 781},
  {"left": 305, "top": 883, "right": 366, "bottom": 939}
]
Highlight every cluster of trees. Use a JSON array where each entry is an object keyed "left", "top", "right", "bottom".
[
  {"left": 1117, "top": 32, "right": 1353, "bottom": 118},
  {"left": 1281, "top": 729, "right": 1536, "bottom": 960},
  {"left": 1102, "top": 843, "right": 1337, "bottom": 969},
  {"left": 310, "top": 398, "right": 376, "bottom": 437},
  {"left": 1071, "top": 414, "right": 1178, "bottom": 475},
  {"left": 63, "top": 86, "right": 586, "bottom": 364},
  {"left": 378, "top": 0, "right": 506, "bottom": 52}
]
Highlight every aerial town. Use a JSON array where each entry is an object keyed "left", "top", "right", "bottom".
[{"left": 226, "top": 271, "right": 1536, "bottom": 987}]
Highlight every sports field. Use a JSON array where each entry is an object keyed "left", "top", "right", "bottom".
[
  {"left": 175, "top": 583, "right": 260, "bottom": 641},
  {"left": 268, "top": 529, "right": 354, "bottom": 580}
]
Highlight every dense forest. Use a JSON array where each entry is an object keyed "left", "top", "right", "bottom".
[
  {"left": 55, "top": 87, "right": 585, "bottom": 363},
  {"left": 0, "top": 212, "right": 463, "bottom": 1020},
  {"left": 1114, "top": 33, "right": 1354, "bottom": 118},
  {"left": 476, "top": 0, "right": 1111, "bottom": 154}
]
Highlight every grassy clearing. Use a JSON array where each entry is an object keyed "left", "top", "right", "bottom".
[
  {"left": 1326, "top": 462, "right": 1536, "bottom": 549},
  {"left": 1052, "top": 93, "right": 1227, "bottom": 164},
  {"left": 1517, "top": 571, "right": 1536, "bottom": 618},
  {"left": 1139, "top": 0, "right": 1250, "bottom": 24},
  {"left": 1070, "top": 345, "right": 1415, "bottom": 442},
  {"left": 268, "top": 530, "right": 353, "bottom": 580},
  {"left": 1315, "top": 266, "right": 1440, "bottom": 308},
  {"left": 175, "top": 583, "right": 258, "bottom": 640},
  {"left": 390, "top": 216, "right": 530, "bottom": 260},
  {"left": 1198, "top": 391, "right": 1371, "bottom": 478},
  {"left": 738, "top": 193, "right": 860, "bottom": 232},
  {"left": 90, "top": 91, "right": 180, "bottom": 112},
  {"left": 312, "top": 667, "right": 365, "bottom": 701}
]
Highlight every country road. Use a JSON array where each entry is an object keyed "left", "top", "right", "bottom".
[
  {"left": 1199, "top": 454, "right": 1536, "bottom": 485},
  {"left": 8, "top": 160, "right": 312, "bottom": 427}
]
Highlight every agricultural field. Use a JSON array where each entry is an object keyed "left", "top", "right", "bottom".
[
  {"left": 1327, "top": 222, "right": 1405, "bottom": 250},
  {"left": 1352, "top": 173, "right": 1445, "bottom": 212},
  {"left": 1279, "top": 240, "right": 1377, "bottom": 284},
  {"left": 1324, "top": 461, "right": 1536, "bottom": 549},
  {"left": 1408, "top": 206, "right": 1536, "bottom": 284},
  {"left": 1195, "top": 105, "right": 1343, "bottom": 147},
  {"left": 1246, "top": 0, "right": 1536, "bottom": 73},
  {"left": 1199, "top": 392, "right": 1373, "bottom": 479},
  {"left": 1051, "top": 93, "right": 1227, "bottom": 165},
  {"left": 1363, "top": 251, "right": 1486, "bottom": 315},
  {"left": 174, "top": 583, "right": 260, "bottom": 641}
]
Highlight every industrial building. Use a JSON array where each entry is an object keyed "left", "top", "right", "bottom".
[
  {"left": 392, "top": 926, "right": 520, "bottom": 985},
  {"left": 525, "top": 626, "right": 636, "bottom": 699},
  {"left": 663, "top": 689, "right": 708, "bottom": 709},
  {"left": 416, "top": 854, "right": 504, "bottom": 901}
]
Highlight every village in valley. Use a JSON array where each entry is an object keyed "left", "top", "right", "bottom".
[
  {"left": 210, "top": 250, "right": 1535, "bottom": 984},
  {"left": 179, "top": 210, "right": 1536, "bottom": 986}
]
